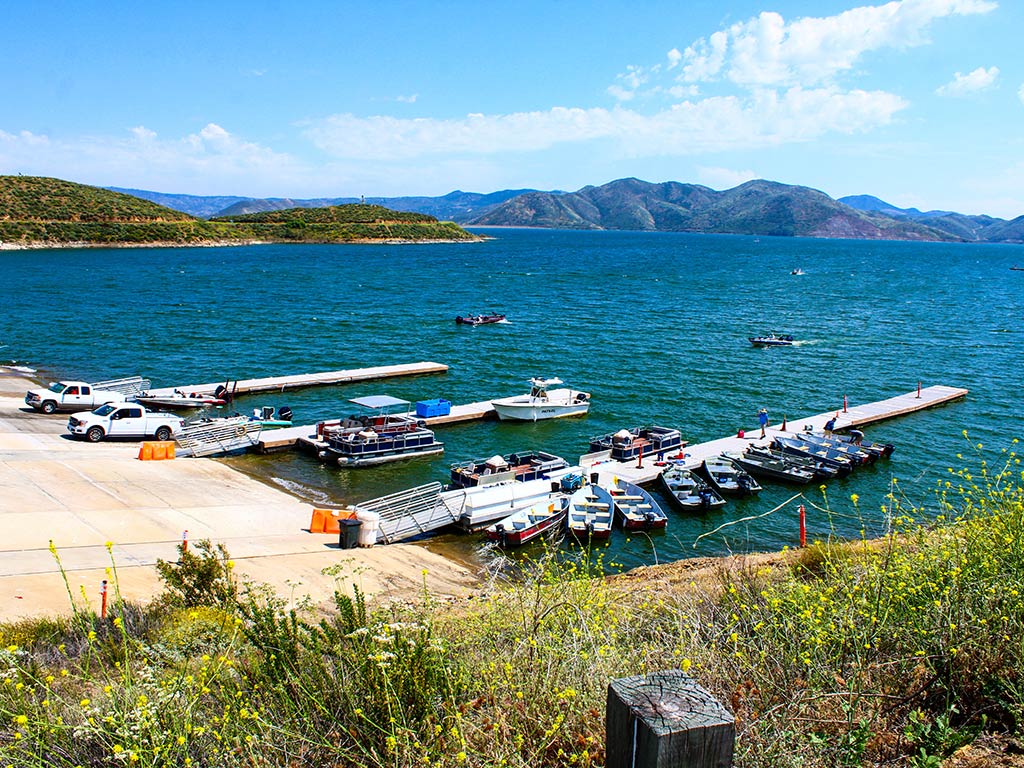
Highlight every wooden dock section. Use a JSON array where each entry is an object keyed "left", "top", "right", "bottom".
[
  {"left": 256, "top": 399, "right": 498, "bottom": 453},
  {"left": 585, "top": 385, "right": 968, "bottom": 486},
  {"left": 147, "top": 362, "right": 448, "bottom": 398}
]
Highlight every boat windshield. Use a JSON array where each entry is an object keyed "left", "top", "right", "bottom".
[{"left": 93, "top": 404, "right": 117, "bottom": 416}]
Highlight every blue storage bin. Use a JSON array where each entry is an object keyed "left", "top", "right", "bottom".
[{"left": 415, "top": 398, "right": 452, "bottom": 418}]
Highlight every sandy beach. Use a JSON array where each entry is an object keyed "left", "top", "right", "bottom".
[{"left": 0, "top": 369, "right": 480, "bottom": 622}]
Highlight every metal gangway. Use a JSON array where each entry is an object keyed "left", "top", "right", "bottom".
[
  {"left": 355, "top": 482, "right": 466, "bottom": 544},
  {"left": 91, "top": 376, "right": 151, "bottom": 396},
  {"left": 174, "top": 416, "right": 262, "bottom": 458}
]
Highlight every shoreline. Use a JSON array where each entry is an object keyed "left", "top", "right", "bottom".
[
  {"left": 0, "top": 236, "right": 487, "bottom": 251},
  {"left": 0, "top": 369, "right": 481, "bottom": 622}
]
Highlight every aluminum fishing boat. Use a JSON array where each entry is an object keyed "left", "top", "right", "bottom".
[
  {"left": 609, "top": 478, "right": 668, "bottom": 530},
  {"left": 723, "top": 448, "right": 816, "bottom": 484},
  {"left": 486, "top": 498, "right": 568, "bottom": 547},
  {"left": 658, "top": 462, "right": 727, "bottom": 512},
  {"left": 566, "top": 484, "right": 614, "bottom": 540},
  {"left": 700, "top": 455, "right": 763, "bottom": 496}
]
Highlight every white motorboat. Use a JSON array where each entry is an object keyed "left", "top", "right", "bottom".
[{"left": 491, "top": 377, "right": 590, "bottom": 421}]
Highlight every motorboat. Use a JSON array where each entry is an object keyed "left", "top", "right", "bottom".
[
  {"left": 658, "top": 462, "right": 726, "bottom": 512},
  {"left": 455, "top": 313, "right": 506, "bottom": 325},
  {"left": 449, "top": 450, "right": 569, "bottom": 489},
  {"left": 609, "top": 478, "right": 668, "bottom": 530},
  {"left": 491, "top": 377, "right": 591, "bottom": 421},
  {"left": 318, "top": 395, "right": 443, "bottom": 467},
  {"left": 830, "top": 430, "right": 895, "bottom": 459},
  {"left": 723, "top": 448, "right": 816, "bottom": 485},
  {"left": 588, "top": 425, "right": 685, "bottom": 462},
  {"left": 566, "top": 484, "right": 614, "bottom": 540},
  {"left": 486, "top": 498, "right": 568, "bottom": 547},
  {"left": 743, "top": 444, "right": 839, "bottom": 480},
  {"left": 748, "top": 334, "right": 795, "bottom": 347},
  {"left": 791, "top": 268, "right": 805, "bottom": 275},
  {"left": 248, "top": 405, "right": 293, "bottom": 430},
  {"left": 792, "top": 432, "right": 874, "bottom": 465},
  {"left": 700, "top": 455, "right": 762, "bottom": 496},
  {"left": 773, "top": 435, "right": 855, "bottom": 475},
  {"left": 135, "top": 391, "right": 227, "bottom": 409}
]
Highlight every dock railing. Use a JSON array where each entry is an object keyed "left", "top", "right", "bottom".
[
  {"left": 175, "top": 416, "right": 262, "bottom": 458},
  {"left": 92, "top": 376, "right": 151, "bottom": 396},
  {"left": 355, "top": 482, "right": 464, "bottom": 544}
]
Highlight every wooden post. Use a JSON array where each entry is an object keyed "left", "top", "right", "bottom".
[
  {"left": 606, "top": 670, "right": 734, "bottom": 768},
  {"left": 637, "top": 444, "right": 644, "bottom": 469}
]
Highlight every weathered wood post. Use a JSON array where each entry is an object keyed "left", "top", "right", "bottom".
[{"left": 606, "top": 669, "right": 734, "bottom": 768}]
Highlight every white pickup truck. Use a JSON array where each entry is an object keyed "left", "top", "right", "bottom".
[
  {"left": 67, "top": 404, "right": 185, "bottom": 443},
  {"left": 26, "top": 381, "right": 127, "bottom": 414}
]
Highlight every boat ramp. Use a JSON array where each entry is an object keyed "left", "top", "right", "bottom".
[{"left": 145, "top": 361, "right": 448, "bottom": 398}]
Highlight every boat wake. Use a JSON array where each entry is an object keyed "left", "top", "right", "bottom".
[{"left": 791, "top": 339, "right": 820, "bottom": 347}]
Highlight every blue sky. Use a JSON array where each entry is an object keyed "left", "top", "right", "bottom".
[{"left": 2, "top": 0, "right": 1021, "bottom": 217}]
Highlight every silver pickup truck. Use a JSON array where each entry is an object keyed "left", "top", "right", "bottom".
[{"left": 68, "top": 404, "right": 185, "bottom": 443}]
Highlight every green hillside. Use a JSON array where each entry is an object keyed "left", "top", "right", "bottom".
[{"left": 0, "top": 177, "right": 481, "bottom": 246}]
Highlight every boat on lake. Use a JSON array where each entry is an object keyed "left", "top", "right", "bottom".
[
  {"left": 247, "top": 405, "right": 293, "bottom": 430},
  {"left": 773, "top": 435, "right": 855, "bottom": 475},
  {"left": 830, "top": 430, "right": 895, "bottom": 459},
  {"left": 491, "top": 377, "right": 591, "bottom": 421},
  {"left": 700, "top": 455, "right": 762, "bottom": 496},
  {"left": 455, "top": 313, "right": 506, "bottom": 325},
  {"left": 792, "top": 432, "right": 874, "bottom": 465},
  {"left": 658, "top": 462, "right": 727, "bottom": 512},
  {"left": 748, "top": 333, "right": 795, "bottom": 347},
  {"left": 449, "top": 450, "right": 569, "bottom": 489},
  {"left": 318, "top": 395, "right": 443, "bottom": 467},
  {"left": 609, "top": 478, "right": 668, "bottom": 530},
  {"left": 723, "top": 448, "right": 816, "bottom": 485},
  {"left": 742, "top": 444, "right": 839, "bottom": 480},
  {"left": 588, "top": 425, "right": 685, "bottom": 462},
  {"left": 486, "top": 497, "right": 568, "bottom": 547},
  {"left": 135, "top": 391, "right": 227, "bottom": 409},
  {"left": 791, "top": 268, "right": 806, "bottom": 275},
  {"left": 566, "top": 484, "right": 614, "bottom": 540}
]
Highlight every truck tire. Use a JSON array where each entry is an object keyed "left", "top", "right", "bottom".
[
  {"left": 86, "top": 426, "right": 105, "bottom": 443},
  {"left": 41, "top": 400, "right": 58, "bottom": 415},
  {"left": 154, "top": 426, "right": 172, "bottom": 442}
]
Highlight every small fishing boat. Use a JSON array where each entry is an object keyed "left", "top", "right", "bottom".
[
  {"left": 491, "top": 377, "right": 590, "bottom": 421},
  {"left": 791, "top": 268, "right": 806, "bottom": 275},
  {"left": 792, "top": 432, "right": 874, "bottom": 465},
  {"left": 449, "top": 450, "right": 569, "bottom": 489},
  {"left": 773, "top": 435, "right": 855, "bottom": 475},
  {"left": 830, "top": 430, "right": 895, "bottom": 459},
  {"left": 135, "top": 391, "right": 227, "bottom": 409},
  {"left": 609, "top": 479, "right": 668, "bottom": 530},
  {"left": 248, "top": 405, "right": 293, "bottom": 430},
  {"left": 318, "top": 395, "right": 443, "bottom": 467},
  {"left": 743, "top": 444, "right": 839, "bottom": 480},
  {"left": 455, "top": 313, "right": 506, "bottom": 325},
  {"left": 723, "top": 448, "right": 816, "bottom": 485},
  {"left": 658, "top": 462, "right": 727, "bottom": 512},
  {"left": 588, "top": 425, "right": 685, "bottom": 462},
  {"left": 748, "top": 333, "right": 795, "bottom": 347},
  {"left": 700, "top": 455, "right": 762, "bottom": 496},
  {"left": 566, "top": 484, "right": 614, "bottom": 540},
  {"left": 486, "top": 497, "right": 568, "bottom": 547}
]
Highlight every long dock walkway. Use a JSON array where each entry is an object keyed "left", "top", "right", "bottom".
[
  {"left": 584, "top": 385, "right": 968, "bottom": 486},
  {"left": 258, "top": 399, "right": 497, "bottom": 453},
  {"left": 146, "top": 362, "right": 448, "bottom": 398}
]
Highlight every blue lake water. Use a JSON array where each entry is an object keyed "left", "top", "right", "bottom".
[{"left": 2, "top": 229, "right": 1022, "bottom": 571}]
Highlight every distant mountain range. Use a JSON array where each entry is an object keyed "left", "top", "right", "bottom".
[{"left": 109, "top": 180, "right": 1024, "bottom": 244}]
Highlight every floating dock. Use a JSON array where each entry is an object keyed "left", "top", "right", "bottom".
[
  {"left": 146, "top": 362, "right": 448, "bottom": 398},
  {"left": 583, "top": 385, "right": 968, "bottom": 486},
  {"left": 257, "top": 399, "right": 497, "bottom": 453}
]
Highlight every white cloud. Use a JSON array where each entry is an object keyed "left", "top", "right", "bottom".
[
  {"left": 1017, "top": 82, "right": 1024, "bottom": 104},
  {"left": 936, "top": 66, "right": 999, "bottom": 95},
  {"left": 697, "top": 166, "right": 759, "bottom": 189},
  {"left": 304, "top": 88, "right": 907, "bottom": 161},
  {"left": 396, "top": 94, "right": 418, "bottom": 104},
  {"left": 658, "top": 0, "right": 998, "bottom": 89}
]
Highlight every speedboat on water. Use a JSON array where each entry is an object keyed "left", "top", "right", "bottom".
[
  {"left": 135, "top": 391, "right": 227, "bottom": 409},
  {"left": 491, "top": 377, "right": 590, "bottom": 421},
  {"left": 455, "top": 313, "right": 506, "bottom": 325},
  {"left": 748, "top": 333, "right": 795, "bottom": 347}
]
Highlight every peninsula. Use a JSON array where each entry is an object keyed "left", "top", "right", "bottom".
[{"left": 0, "top": 176, "right": 482, "bottom": 248}]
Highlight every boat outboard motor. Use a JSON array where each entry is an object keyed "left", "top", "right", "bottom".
[
  {"left": 277, "top": 406, "right": 293, "bottom": 422},
  {"left": 214, "top": 384, "right": 229, "bottom": 400}
]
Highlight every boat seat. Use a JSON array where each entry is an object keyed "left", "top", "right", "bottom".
[
  {"left": 580, "top": 501, "right": 610, "bottom": 508},
  {"left": 615, "top": 494, "right": 644, "bottom": 500},
  {"left": 635, "top": 503, "right": 652, "bottom": 509}
]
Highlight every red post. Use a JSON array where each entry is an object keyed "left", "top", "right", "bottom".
[
  {"left": 799, "top": 505, "right": 806, "bottom": 548},
  {"left": 100, "top": 579, "right": 108, "bottom": 619},
  {"left": 182, "top": 529, "right": 189, "bottom": 554},
  {"left": 637, "top": 444, "right": 644, "bottom": 469},
  {"left": 843, "top": 395, "right": 848, "bottom": 413},
  {"left": 780, "top": 415, "right": 787, "bottom": 432},
  {"left": 916, "top": 381, "right": 921, "bottom": 399}
]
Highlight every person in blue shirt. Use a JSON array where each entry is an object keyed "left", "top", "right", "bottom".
[{"left": 758, "top": 407, "right": 769, "bottom": 438}]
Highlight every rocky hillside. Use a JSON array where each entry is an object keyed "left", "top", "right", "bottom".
[{"left": 470, "top": 178, "right": 961, "bottom": 241}]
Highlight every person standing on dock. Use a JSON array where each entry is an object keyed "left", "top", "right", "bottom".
[
  {"left": 758, "top": 407, "right": 769, "bottom": 439},
  {"left": 824, "top": 415, "right": 837, "bottom": 435}
]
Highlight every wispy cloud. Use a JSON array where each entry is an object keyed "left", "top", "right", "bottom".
[
  {"left": 697, "top": 166, "right": 759, "bottom": 189},
  {"left": 1019, "top": 83, "right": 1024, "bottom": 104},
  {"left": 936, "top": 66, "right": 999, "bottom": 95},
  {"left": 304, "top": 88, "right": 906, "bottom": 160}
]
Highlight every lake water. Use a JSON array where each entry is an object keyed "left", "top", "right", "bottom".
[{"left": 2, "top": 229, "right": 1021, "bottom": 572}]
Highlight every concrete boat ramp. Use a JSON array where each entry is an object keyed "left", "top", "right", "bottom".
[{"left": 361, "top": 384, "right": 967, "bottom": 544}]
